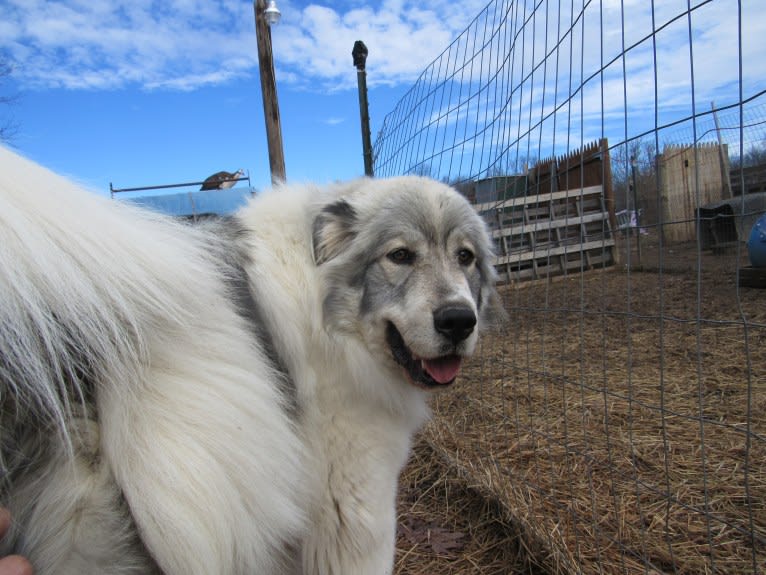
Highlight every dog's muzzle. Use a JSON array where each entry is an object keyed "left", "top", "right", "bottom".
[{"left": 385, "top": 321, "right": 467, "bottom": 388}]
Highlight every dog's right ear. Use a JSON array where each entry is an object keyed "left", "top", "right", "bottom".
[{"left": 312, "top": 199, "right": 358, "bottom": 265}]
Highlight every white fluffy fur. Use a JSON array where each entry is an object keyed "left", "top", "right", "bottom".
[
  {"left": 0, "top": 147, "right": 499, "bottom": 575},
  {"left": 0, "top": 148, "right": 306, "bottom": 574}
]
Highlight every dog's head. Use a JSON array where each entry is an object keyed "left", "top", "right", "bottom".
[{"left": 312, "top": 176, "right": 504, "bottom": 389}]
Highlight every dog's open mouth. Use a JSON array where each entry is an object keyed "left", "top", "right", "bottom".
[{"left": 386, "top": 322, "right": 462, "bottom": 388}]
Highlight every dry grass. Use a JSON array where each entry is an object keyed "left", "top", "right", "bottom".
[
  {"left": 396, "top": 241, "right": 766, "bottom": 574},
  {"left": 395, "top": 440, "right": 551, "bottom": 575}
]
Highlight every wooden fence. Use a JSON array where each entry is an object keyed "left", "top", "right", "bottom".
[
  {"left": 473, "top": 140, "right": 616, "bottom": 282},
  {"left": 657, "top": 143, "right": 729, "bottom": 243}
]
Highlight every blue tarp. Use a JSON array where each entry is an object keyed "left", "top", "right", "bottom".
[{"left": 121, "top": 187, "right": 255, "bottom": 217}]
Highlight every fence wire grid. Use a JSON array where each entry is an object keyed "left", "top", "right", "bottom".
[{"left": 375, "top": 1, "right": 766, "bottom": 574}]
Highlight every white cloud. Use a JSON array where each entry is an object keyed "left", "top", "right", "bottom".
[
  {"left": 0, "top": 0, "right": 489, "bottom": 92},
  {"left": 2, "top": 0, "right": 763, "bottom": 155},
  {"left": 2, "top": 0, "right": 261, "bottom": 90}
]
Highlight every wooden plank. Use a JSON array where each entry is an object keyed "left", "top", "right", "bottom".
[
  {"left": 494, "top": 247, "right": 614, "bottom": 281},
  {"left": 474, "top": 185, "right": 603, "bottom": 213},
  {"left": 492, "top": 239, "right": 616, "bottom": 266},
  {"left": 492, "top": 211, "right": 610, "bottom": 239}
]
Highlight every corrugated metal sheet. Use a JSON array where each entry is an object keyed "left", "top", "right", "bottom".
[{"left": 122, "top": 187, "right": 255, "bottom": 218}]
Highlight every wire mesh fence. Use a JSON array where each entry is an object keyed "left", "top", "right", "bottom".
[{"left": 375, "top": 1, "right": 766, "bottom": 573}]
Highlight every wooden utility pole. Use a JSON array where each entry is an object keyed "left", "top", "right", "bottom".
[{"left": 254, "top": 0, "right": 286, "bottom": 184}]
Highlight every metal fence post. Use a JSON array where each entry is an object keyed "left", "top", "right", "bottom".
[{"left": 353, "top": 41, "right": 374, "bottom": 177}]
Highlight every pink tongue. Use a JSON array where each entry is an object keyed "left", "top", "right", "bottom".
[{"left": 422, "top": 356, "right": 462, "bottom": 384}]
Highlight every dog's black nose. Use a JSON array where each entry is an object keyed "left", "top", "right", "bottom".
[{"left": 433, "top": 306, "right": 477, "bottom": 344}]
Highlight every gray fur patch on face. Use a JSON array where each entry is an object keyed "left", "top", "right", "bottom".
[{"left": 312, "top": 200, "right": 357, "bottom": 265}]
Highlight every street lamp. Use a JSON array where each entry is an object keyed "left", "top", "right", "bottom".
[
  {"left": 254, "top": 0, "right": 286, "bottom": 184},
  {"left": 263, "top": 1, "right": 281, "bottom": 25}
]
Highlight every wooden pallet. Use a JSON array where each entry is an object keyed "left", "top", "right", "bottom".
[{"left": 475, "top": 185, "right": 615, "bottom": 283}]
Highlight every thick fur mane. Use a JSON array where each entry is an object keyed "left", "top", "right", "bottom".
[{"left": 0, "top": 148, "right": 307, "bottom": 574}]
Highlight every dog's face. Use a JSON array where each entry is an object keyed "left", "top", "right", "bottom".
[{"left": 313, "top": 176, "right": 503, "bottom": 389}]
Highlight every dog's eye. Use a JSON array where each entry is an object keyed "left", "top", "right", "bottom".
[
  {"left": 387, "top": 248, "right": 415, "bottom": 265},
  {"left": 457, "top": 248, "right": 475, "bottom": 266}
]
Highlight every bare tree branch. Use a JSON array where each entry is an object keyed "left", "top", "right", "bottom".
[{"left": 0, "top": 59, "right": 20, "bottom": 144}]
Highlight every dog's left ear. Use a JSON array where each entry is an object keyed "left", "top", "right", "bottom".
[
  {"left": 478, "top": 259, "right": 508, "bottom": 331},
  {"left": 480, "top": 283, "right": 507, "bottom": 331},
  {"left": 312, "top": 199, "right": 358, "bottom": 265}
]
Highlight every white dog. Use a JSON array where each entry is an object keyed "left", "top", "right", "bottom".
[{"left": 0, "top": 146, "right": 502, "bottom": 574}]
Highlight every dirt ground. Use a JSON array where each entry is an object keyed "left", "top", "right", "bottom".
[{"left": 395, "top": 235, "right": 766, "bottom": 574}]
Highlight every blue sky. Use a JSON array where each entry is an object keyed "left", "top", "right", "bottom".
[
  {"left": 0, "top": 0, "right": 492, "bottom": 195},
  {"left": 1, "top": 0, "right": 764, "bottom": 196}
]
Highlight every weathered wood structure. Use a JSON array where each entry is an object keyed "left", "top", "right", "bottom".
[
  {"left": 657, "top": 143, "right": 729, "bottom": 243},
  {"left": 473, "top": 140, "right": 616, "bottom": 282}
]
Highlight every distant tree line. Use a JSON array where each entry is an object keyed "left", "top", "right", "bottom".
[{"left": 730, "top": 142, "right": 766, "bottom": 170}]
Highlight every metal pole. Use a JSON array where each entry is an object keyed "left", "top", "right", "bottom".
[
  {"left": 631, "top": 155, "right": 642, "bottom": 266},
  {"left": 600, "top": 138, "right": 622, "bottom": 266},
  {"left": 254, "top": 0, "right": 286, "bottom": 184},
  {"left": 353, "top": 41, "right": 374, "bottom": 177}
]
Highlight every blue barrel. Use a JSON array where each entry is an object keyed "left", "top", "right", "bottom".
[{"left": 748, "top": 213, "right": 766, "bottom": 267}]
